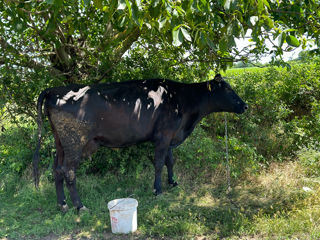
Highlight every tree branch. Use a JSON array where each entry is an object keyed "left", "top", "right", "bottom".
[
  {"left": 96, "top": 27, "right": 141, "bottom": 83},
  {"left": 0, "top": 37, "right": 63, "bottom": 76},
  {"left": 113, "top": 27, "right": 140, "bottom": 61}
]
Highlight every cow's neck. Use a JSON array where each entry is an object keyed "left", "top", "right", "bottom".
[{"left": 181, "top": 81, "right": 216, "bottom": 122}]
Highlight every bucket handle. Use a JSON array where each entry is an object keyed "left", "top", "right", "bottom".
[{"left": 108, "top": 194, "right": 136, "bottom": 210}]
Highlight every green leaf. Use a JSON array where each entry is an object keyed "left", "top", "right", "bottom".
[
  {"left": 224, "top": 0, "right": 232, "bottom": 10},
  {"left": 228, "top": 35, "right": 236, "bottom": 48},
  {"left": 152, "top": 0, "right": 160, "bottom": 7},
  {"left": 83, "top": 0, "right": 90, "bottom": 5},
  {"left": 61, "top": 15, "right": 73, "bottom": 24},
  {"left": 132, "top": 4, "right": 140, "bottom": 26},
  {"left": 93, "top": 0, "right": 103, "bottom": 9},
  {"left": 172, "top": 28, "right": 183, "bottom": 47},
  {"left": 199, "top": 32, "right": 207, "bottom": 48},
  {"left": 257, "top": 0, "right": 264, "bottom": 13},
  {"left": 286, "top": 35, "right": 300, "bottom": 47},
  {"left": 219, "top": 37, "right": 228, "bottom": 52},
  {"left": 125, "top": 0, "right": 132, "bottom": 17},
  {"left": 158, "top": 17, "right": 167, "bottom": 30},
  {"left": 207, "top": 38, "right": 216, "bottom": 49},
  {"left": 278, "top": 32, "right": 286, "bottom": 47},
  {"left": 119, "top": 16, "right": 127, "bottom": 27},
  {"left": 263, "top": 0, "right": 270, "bottom": 9},
  {"left": 181, "top": 27, "right": 192, "bottom": 42},
  {"left": 117, "top": 0, "right": 126, "bottom": 10},
  {"left": 54, "top": 0, "right": 63, "bottom": 7},
  {"left": 264, "top": 16, "right": 274, "bottom": 30}
]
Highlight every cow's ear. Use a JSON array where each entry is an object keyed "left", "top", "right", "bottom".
[{"left": 214, "top": 74, "right": 223, "bottom": 82}]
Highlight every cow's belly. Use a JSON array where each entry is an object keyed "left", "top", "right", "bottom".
[
  {"left": 93, "top": 112, "right": 155, "bottom": 147},
  {"left": 93, "top": 127, "right": 152, "bottom": 148}
]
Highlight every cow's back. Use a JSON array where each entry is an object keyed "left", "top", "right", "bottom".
[{"left": 44, "top": 79, "right": 185, "bottom": 148}]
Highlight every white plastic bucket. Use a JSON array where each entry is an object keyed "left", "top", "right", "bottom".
[{"left": 107, "top": 198, "right": 138, "bottom": 234}]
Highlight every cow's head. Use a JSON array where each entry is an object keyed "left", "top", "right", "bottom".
[{"left": 209, "top": 74, "right": 248, "bottom": 114}]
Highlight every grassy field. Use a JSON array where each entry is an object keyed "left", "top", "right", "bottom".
[
  {"left": 225, "top": 67, "right": 268, "bottom": 76},
  {"left": 1, "top": 132, "right": 320, "bottom": 240}
]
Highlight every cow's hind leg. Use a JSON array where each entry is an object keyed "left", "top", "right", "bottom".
[
  {"left": 63, "top": 149, "right": 86, "bottom": 211},
  {"left": 52, "top": 131, "right": 68, "bottom": 212},
  {"left": 165, "top": 148, "right": 178, "bottom": 187},
  {"left": 53, "top": 155, "right": 69, "bottom": 212}
]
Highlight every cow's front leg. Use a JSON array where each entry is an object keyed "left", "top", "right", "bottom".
[
  {"left": 153, "top": 145, "right": 168, "bottom": 195},
  {"left": 165, "top": 148, "right": 178, "bottom": 187}
]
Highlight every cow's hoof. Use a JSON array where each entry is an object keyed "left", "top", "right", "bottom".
[
  {"left": 153, "top": 189, "right": 162, "bottom": 196},
  {"left": 58, "top": 203, "right": 69, "bottom": 213},
  {"left": 169, "top": 182, "right": 178, "bottom": 188},
  {"left": 78, "top": 205, "right": 89, "bottom": 213}
]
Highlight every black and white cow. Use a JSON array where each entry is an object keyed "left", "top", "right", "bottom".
[{"left": 33, "top": 74, "right": 248, "bottom": 211}]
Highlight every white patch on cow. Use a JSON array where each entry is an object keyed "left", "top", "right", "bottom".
[
  {"left": 147, "top": 103, "right": 152, "bottom": 109},
  {"left": 133, "top": 98, "right": 142, "bottom": 120},
  {"left": 77, "top": 94, "right": 89, "bottom": 120},
  {"left": 56, "top": 99, "right": 66, "bottom": 106},
  {"left": 63, "top": 86, "right": 91, "bottom": 102},
  {"left": 123, "top": 98, "right": 126, "bottom": 101},
  {"left": 148, "top": 86, "right": 167, "bottom": 115}
]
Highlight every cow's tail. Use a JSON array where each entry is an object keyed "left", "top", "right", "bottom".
[{"left": 33, "top": 90, "right": 48, "bottom": 188}]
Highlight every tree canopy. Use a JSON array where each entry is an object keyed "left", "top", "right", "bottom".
[{"left": 0, "top": 0, "right": 319, "bottom": 117}]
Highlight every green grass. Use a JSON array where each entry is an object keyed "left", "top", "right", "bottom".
[
  {"left": 225, "top": 67, "right": 268, "bottom": 76},
  {"left": 1, "top": 160, "right": 320, "bottom": 240}
]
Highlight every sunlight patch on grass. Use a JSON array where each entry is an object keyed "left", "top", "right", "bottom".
[{"left": 195, "top": 192, "right": 218, "bottom": 207}]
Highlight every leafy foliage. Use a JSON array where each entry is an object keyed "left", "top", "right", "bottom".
[
  {"left": 222, "top": 62, "right": 320, "bottom": 161},
  {"left": 298, "top": 144, "right": 320, "bottom": 177},
  {"left": 1, "top": 0, "right": 320, "bottom": 117}
]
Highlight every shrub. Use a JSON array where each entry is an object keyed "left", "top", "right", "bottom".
[
  {"left": 176, "top": 125, "right": 224, "bottom": 171},
  {"left": 298, "top": 143, "right": 320, "bottom": 177},
  {"left": 80, "top": 142, "right": 154, "bottom": 177},
  {"left": 222, "top": 63, "right": 320, "bottom": 163}
]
